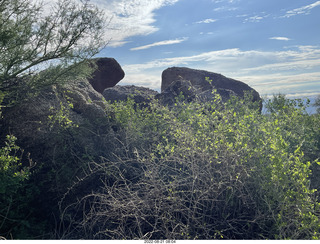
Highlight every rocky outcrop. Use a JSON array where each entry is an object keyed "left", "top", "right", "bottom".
[
  {"left": 88, "top": 58, "right": 125, "bottom": 93},
  {"left": 0, "top": 78, "right": 121, "bottom": 238},
  {"left": 103, "top": 85, "right": 158, "bottom": 104},
  {"left": 2, "top": 79, "right": 112, "bottom": 159},
  {"left": 155, "top": 79, "right": 199, "bottom": 106},
  {"left": 101, "top": 67, "right": 261, "bottom": 110},
  {"left": 156, "top": 79, "right": 239, "bottom": 107},
  {"left": 161, "top": 67, "right": 261, "bottom": 105}
]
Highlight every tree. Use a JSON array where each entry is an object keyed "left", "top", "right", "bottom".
[
  {"left": 0, "top": 0, "right": 107, "bottom": 102},
  {"left": 313, "top": 95, "right": 320, "bottom": 114}
]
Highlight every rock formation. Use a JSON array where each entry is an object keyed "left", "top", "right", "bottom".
[
  {"left": 101, "top": 66, "right": 261, "bottom": 109},
  {"left": 0, "top": 77, "right": 123, "bottom": 238},
  {"left": 0, "top": 79, "right": 113, "bottom": 164},
  {"left": 88, "top": 58, "right": 125, "bottom": 93},
  {"left": 161, "top": 67, "right": 261, "bottom": 105},
  {"left": 103, "top": 85, "right": 158, "bottom": 105}
]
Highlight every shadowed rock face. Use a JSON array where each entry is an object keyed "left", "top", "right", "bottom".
[
  {"left": 0, "top": 79, "right": 121, "bottom": 235},
  {"left": 88, "top": 58, "right": 125, "bottom": 93},
  {"left": 156, "top": 79, "right": 239, "bottom": 107},
  {"left": 103, "top": 85, "right": 158, "bottom": 104},
  {"left": 161, "top": 67, "right": 261, "bottom": 103},
  {"left": 0, "top": 79, "right": 110, "bottom": 163}
]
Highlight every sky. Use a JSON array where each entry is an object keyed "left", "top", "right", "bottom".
[
  {"left": 90, "top": 0, "right": 320, "bottom": 100},
  {"left": 35, "top": 0, "right": 320, "bottom": 101}
]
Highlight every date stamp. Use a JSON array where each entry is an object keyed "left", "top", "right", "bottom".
[{"left": 144, "top": 240, "right": 176, "bottom": 244}]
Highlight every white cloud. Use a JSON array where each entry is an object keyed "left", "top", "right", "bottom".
[
  {"left": 98, "top": 0, "right": 181, "bottom": 47},
  {"left": 121, "top": 45, "right": 320, "bottom": 97},
  {"left": 243, "top": 14, "right": 270, "bottom": 23},
  {"left": 120, "top": 73, "right": 161, "bottom": 90},
  {"left": 124, "top": 48, "right": 277, "bottom": 72},
  {"left": 212, "top": 0, "right": 239, "bottom": 3},
  {"left": 244, "top": 59, "right": 320, "bottom": 72},
  {"left": 236, "top": 14, "right": 248, "bottom": 18},
  {"left": 213, "top": 6, "right": 238, "bottom": 11},
  {"left": 282, "top": 1, "right": 320, "bottom": 18},
  {"left": 130, "top": 37, "right": 188, "bottom": 51},
  {"left": 269, "top": 37, "right": 291, "bottom": 41},
  {"left": 195, "top": 18, "right": 217, "bottom": 24},
  {"left": 37, "top": 0, "right": 181, "bottom": 48},
  {"left": 235, "top": 72, "right": 320, "bottom": 96}
]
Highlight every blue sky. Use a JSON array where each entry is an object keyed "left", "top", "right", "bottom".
[{"left": 91, "top": 1, "right": 319, "bottom": 99}]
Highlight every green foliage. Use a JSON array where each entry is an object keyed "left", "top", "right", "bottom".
[
  {"left": 60, "top": 94, "right": 320, "bottom": 239},
  {"left": 264, "top": 93, "right": 309, "bottom": 115},
  {"left": 0, "top": 135, "right": 31, "bottom": 238},
  {"left": 0, "top": 135, "right": 28, "bottom": 187},
  {"left": 2, "top": 90, "right": 319, "bottom": 239},
  {"left": 47, "top": 89, "right": 78, "bottom": 130}
]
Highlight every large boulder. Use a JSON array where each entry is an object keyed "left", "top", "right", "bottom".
[
  {"left": 1, "top": 79, "right": 111, "bottom": 167},
  {"left": 156, "top": 79, "right": 199, "bottom": 106},
  {"left": 161, "top": 67, "right": 261, "bottom": 104},
  {"left": 0, "top": 58, "right": 125, "bottom": 200},
  {"left": 88, "top": 58, "right": 125, "bottom": 93},
  {"left": 156, "top": 79, "right": 239, "bottom": 107},
  {"left": 103, "top": 85, "right": 158, "bottom": 105}
]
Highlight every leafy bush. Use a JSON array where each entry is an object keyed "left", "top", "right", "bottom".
[
  {"left": 0, "top": 135, "right": 32, "bottom": 239},
  {"left": 59, "top": 94, "right": 320, "bottom": 239}
]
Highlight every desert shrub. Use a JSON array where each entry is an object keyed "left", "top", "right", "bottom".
[{"left": 58, "top": 94, "right": 320, "bottom": 239}]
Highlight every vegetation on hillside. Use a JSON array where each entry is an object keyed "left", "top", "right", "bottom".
[
  {"left": 1, "top": 85, "right": 320, "bottom": 240},
  {"left": 54, "top": 92, "right": 320, "bottom": 240}
]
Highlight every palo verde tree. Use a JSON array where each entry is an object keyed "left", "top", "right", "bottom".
[
  {"left": 0, "top": 0, "right": 107, "bottom": 103},
  {"left": 0, "top": 0, "right": 107, "bottom": 239}
]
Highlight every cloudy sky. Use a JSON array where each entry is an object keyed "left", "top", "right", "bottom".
[{"left": 93, "top": 0, "right": 320, "bottom": 98}]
